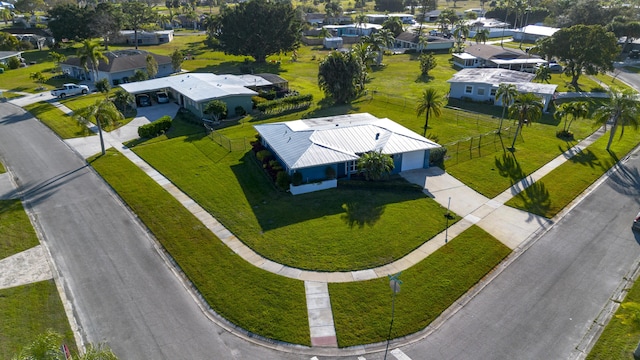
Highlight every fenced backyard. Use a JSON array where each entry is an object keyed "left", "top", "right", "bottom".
[{"left": 204, "top": 123, "right": 252, "bottom": 152}]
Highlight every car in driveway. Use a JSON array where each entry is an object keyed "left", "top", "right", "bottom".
[
  {"left": 136, "top": 94, "right": 151, "bottom": 107},
  {"left": 634, "top": 212, "right": 640, "bottom": 231},
  {"left": 156, "top": 92, "right": 169, "bottom": 104}
]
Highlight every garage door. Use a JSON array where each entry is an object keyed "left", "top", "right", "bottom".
[{"left": 401, "top": 150, "right": 425, "bottom": 172}]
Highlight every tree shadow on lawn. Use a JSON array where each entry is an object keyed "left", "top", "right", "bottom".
[
  {"left": 189, "top": 60, "right": 285, "bottom": 75},
  {"left": 604, "top": 152, "right": 640, "bottom": 199},
  {"left": 513, "top": 180, "right": 551, "bottom": 217},
  {"left": 566, "top": 148, "right": 601, "bottom": 169},
  {"left": 230, "top": 152, "right": 426, "bottom": 231}
]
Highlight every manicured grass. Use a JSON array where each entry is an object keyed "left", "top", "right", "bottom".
[
  {"left": 89, "top": 149, "right": 310, "bottom": 345},
  {"left": 0, "top": 161, "right": 5, "bottom": 173},
  {"left": 505, "top": 129, "right": 640, "bottom": 218},
  {"left": 0, "top": 280, "right": 77, "bottom": 359},
  {"left": 60, "top": 93, "right": 137, "bottom": 131},
  {"left": 132, "top": 126, "right": 457, "bottom": 271},
  {"left": 23, "top": 102, "right": 93, "bottom": 139},
  {"left": 593, "top": 73, "right": 637, "bottom": 93},
  {"left": 0, "top": 200, "right": 40, "bottom": 260},
  {"left": 0, "top": 91, "right": 24, "bottom": 100},
  {"left": 587, "top": 276, "right": 640, "bottom": 359},
  {"left": 330, "top": 225, "right": 511, "bottom": 347}
]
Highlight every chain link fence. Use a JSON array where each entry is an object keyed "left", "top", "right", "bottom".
[{"left": 204, "top": 122, "right": 251, "bottom": 152}]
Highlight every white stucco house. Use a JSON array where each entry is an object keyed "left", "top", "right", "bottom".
[
  {"left": 452, "top": 44, "right": 546, "bottom": 71},
  {"left": 254, "top": 113, "right": 441, "bottom": 195},
  {"left": 447, "top": 68, "right": 557, "bottom": 112}
]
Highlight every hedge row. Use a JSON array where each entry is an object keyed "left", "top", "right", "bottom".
[
  {"left": 256, "top": 94, "right": 313, "bottom": 114},
  {"left": 138, "top": 115, "right": 172, "bottom": 138}
]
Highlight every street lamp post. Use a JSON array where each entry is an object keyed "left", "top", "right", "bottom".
[{"left": 384, "top": 272, "right": 402, "bottom": 360}]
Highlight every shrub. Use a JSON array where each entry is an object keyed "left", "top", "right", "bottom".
[
  {"left": 291, "top": 171, "right": 303, "bottom": 186},
  {"left": 556, "top": 130, "right": 574, "bottom": 140},
  {"left": 276, "top": 171, "right": 290, "bottom": 189},
  {"left": 325, "top": 166, "right": 336, "bottom": 179},
  {"left": 235, "top": 105, "right": 246, "bottom": 116},
  {"left": 137, "top": 115, "right": 172, "bottom": 138},
  {"left": 256, "top": 149, "right": 272, "bottom": 162},
  {"left": 7, "top": 57, "right": 20, "bottom": 69},
  {"left": 252, "top": 96, "right": 267, "bottom": 108},
  {"left": 429, "top": 147, "right": 447, "bottom": 166}
]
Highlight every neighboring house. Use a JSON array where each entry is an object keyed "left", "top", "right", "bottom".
[
  {"left": 394, "top": 31, "right": 454, "bottom": 51},
  {"left": 452, "top": 43, "right": 546, "bottom": 70},
  {"left": 254, "top": 113, "right": 441, "bottom": 195},
  {"left": 323, "top": 23, "right": 382, "bottom": 37},
  {"left": 118, "top": 72, "right": 290, "bottom": 116},
  {"left": 447, "top": 68, "right": 557, "bottom": 112},
  {"left": 0, "top": 51, "right": 23, "bottom": 66},
  {"left": 305, "top": 13, "right": 325, "bottom": 25},
  {"left": 60, "top": 49, "right": 173, "bottom": 86},
  {"left": 512, "top": 25, "right": 559, "bottom": 43},
  {"left": 115, "top": 30, "right": 174, "bottom": 46},
  {"left": 305, "top": 12, "right": 351, "bottom": 25},
  {"left": 366, "top": 13, "right": 415, "bottom": 24},
  {"left": 12, "top": 33, "right": 46, "bottom": 50}
]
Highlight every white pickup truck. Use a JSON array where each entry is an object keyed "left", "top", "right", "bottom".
[{"left": 51, "top": 83, "right": 89, "bottom": 98}]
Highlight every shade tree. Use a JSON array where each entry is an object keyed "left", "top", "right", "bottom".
[{"left": 318, "top": 50, "right": 365, "bottom": 104}]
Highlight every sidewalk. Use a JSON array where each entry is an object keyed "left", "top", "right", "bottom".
[{"left": 0, "top": 97, "right": 609, "bottom": 350}]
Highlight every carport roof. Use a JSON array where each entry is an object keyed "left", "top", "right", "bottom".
[{"left": 119, "top": 73, "right": 258, "bottom": 101}]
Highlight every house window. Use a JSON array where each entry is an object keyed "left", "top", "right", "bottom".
[
  {"left": 490, "top": 88, "right": 496, "bottom": 96},
  {"left": 465, "top": 86, "right": 473, "bottom": 94},
  {"left": 477, "top": 88, "right": 485, "bottom": 96},
  {"left": 346, "top": 161, "right": 357, "bottom": 173}
]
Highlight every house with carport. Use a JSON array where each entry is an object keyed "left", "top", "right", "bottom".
[
  {"left": 452, "top": 44, "right": 546, "bottom": 71},
  {"left": 119, "top": 72, "right": 264, "bottom": 117},
  {"left": 447, "top": 68, "right": 557, "bottom": 112},
  {"left": 394, "top": 32, "right": 454, "bottom": 52},
  {"left": 254, "top": 113, "right": 441, "bottom": 195}
]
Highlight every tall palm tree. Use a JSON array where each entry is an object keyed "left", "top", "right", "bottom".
[
  {"left": 533, "top": 64, "right": 551, "bottom": 83},
  {"left": 355, "top": 13, "right": 367, "bottom": 36},
  {"left": 564, "top": 101, "right": 590, "bottom": 133},
  {"left": 351, "top": 42, "right": 376, "bottom": 71},
  {"left": 372, "top": 29, "right": 395, "bottom": 65},
  {"left": 74, "top": 99, "right": 124, "bottom": 156},
  {"left": 495, "top": 83, "right": 518, "bottom": 133},
  {"left": 500, "top": 0, "right": 513, "bottom": 48},
  {"left": 416, "top": 88, "right": 445, "bottom": 137},
  {"left": 382, "top": 16, "right": 403, "bottom": 37},
  {"left": 418, "top": 35, "right": 429, "bottom": 53},
  {"left": 593, "top": 89, "right": 640, "bottom": 151},
  {"left": 508, "top": 93, "right": 543, "bottom": 150},
  {"left": 77, "top": 39, "right": 109, "bottom": 85}
]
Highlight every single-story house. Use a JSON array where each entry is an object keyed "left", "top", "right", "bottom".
[
  {"left": 447, "top": 68, "right": 557, "bottom": 112},
  {"left": 118, "top": 72, "right": 289, "bottom": 117},
  {"left": 12, "top": 33, "right": 46, "bottom": 50},
  {"left": 452, "top": 43, "right": 546, "bottom": 71},
  {"left": 512, "top": 25, "right": 559, "bottom": 43},
  {"left": 366, "top": 13, "right": 415, "bottom": 24},
  {"left": 115, "top": 30, "right": 174, "bottom": 45},
  {"left": 323, "top": 23, "right": 382, "bottom": 37},
  {"left": 254, "top": 113, "right": 441, "bottom": 194},
  {"left": 0, "top": 51, "right": 23, "bottom": 66},
  {"left": 394, "top": 31, "right": 454, "bottom": 51},
  {"left": 60, "top": 49, "right": 173, "bottom": 86}
]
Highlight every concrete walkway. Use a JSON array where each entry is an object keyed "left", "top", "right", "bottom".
[{"left": 1, "top": 94, "right": 608, "bottom": 349}]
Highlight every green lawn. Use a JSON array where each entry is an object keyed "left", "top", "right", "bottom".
[
  {"left": 0, "top": 200, "right": 40, "bottom": 260},
  {"left": 60, "top": 93, "right": 137, "bottom": 131},
  {"left": 0, "top": 161, "right": 5, "bottom": 174},
  {"left": 90, "top": 149, "right": 310, "bottom": 345},
  {"left": 505, "top": 129, "right": 640, "bottom": 218},
  {"left": 0, "top": 281, "right": 77, "bottom": 359},
  {"left": 0, "top": 200, "right": 76, "bottom": 358},
  {"left": 23, "top": 102, "right": 93, "bottom": 139},
  {"left": 587, "top": 279, "right": 640, "bottom": 359},
  {"left": 330, "top": 225, "right": 511, "bottom": 347}
]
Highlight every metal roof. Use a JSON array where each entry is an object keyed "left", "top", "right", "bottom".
[
  {"left": 254, "top": 113, "right": 440, "bottom": 170},
  {"left": 119, "top": 73, "right": 258, "bottom": 101},
  {"left": 448, "top": 68, "right": 557, "bottom": 95}
]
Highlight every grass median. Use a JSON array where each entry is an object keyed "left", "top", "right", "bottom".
[
  {"left": 89, "top": 149, "right": 310, "bottom": 345},
  {"left": 330, "top": 225, "right": 510, "bottom": 347},
  {"left": 0, "top": 199, "right": 40, "bottom": 260},
  {"left": 505, "top": 130, "right": 640, "bottom": 218}
]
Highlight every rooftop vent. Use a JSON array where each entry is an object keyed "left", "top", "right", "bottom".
[{"left": 375, "top": 133, "right": 380, "bottom": 140}]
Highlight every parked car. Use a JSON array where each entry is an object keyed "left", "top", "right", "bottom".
[
  {"left": 629, "top": 49, "right": 640, "bottom": 59},
  {"left": 51, "top": 83, "right": 89, "bottom": 98},
  {"left": 634, "top": 212, "right": 640, "bottom": 231},
  {"left": 136, "top": 94, "right": 151, "bottom": 107},
  {"left": 156, "top": 92, "right": 169, "bottom": 104},
  {"left": 548, "top": 63, "right": 563, "bottom": 72}
]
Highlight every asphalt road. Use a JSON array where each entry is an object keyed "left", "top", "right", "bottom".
[
  {"left": 0, "top": 102, "right": 305, "bottom": 359},
  {"left": 387, "top": 150, "right": 640, "bottom": 359}
]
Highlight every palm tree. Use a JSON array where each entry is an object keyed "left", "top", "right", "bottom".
[
  {"left": 74, "top": 99, "right": 124, "bottom": 156},
  {"left": 77, "top": 39, "right": 109, "bottom": 85},
  {"left": 416, "top": 88, "right": 445, "bottom": 137},
  {"left": 593, "top": 89, "right": 640, "bottom": 151},
  {"left": 372, "top": 29, "right": 395, "bottom": 65},
  {"left": 355, "top": 13, "right": 367, "bottom": 36},
  {"left": 351, "top": 42, "right": 375, "bottom": 71},
  {"left": 318, "top": 27, "right": 331, "bottom": 39},
  {"left": 564, "top": 101, "right": 589, "bottom": 133},
  {"left": 382, "top": 16, "right": 403, "bottom": 37},
  {"left": 357, "top": 150, "right": 394, "bottom": 181},
  {"left": 500, "top": 0, "right": 513, "bottom": 48},
  {"left": 112, "top": 89, "right": 134, "bottom": 115},
  {"left": 533, "top": 64, "right": 551, "bottom": 83},
  {"left": 495, "top": 83, "right": 518, "bottom": 134},
  {"left": 474, "top": 28, "right": 489, "bottom": 44},
  {"left": 508, "top": 93, "right": 543, "bottom": 150}
]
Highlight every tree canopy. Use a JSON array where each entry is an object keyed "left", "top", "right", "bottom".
[
  {"left": 318, "top": 51, "right": 365, "bottom": 104},
  {"left": 209, "top": 0, "right": 301, "bottom": 63},
  {"left": 47, "top": 4, "right": 94, "bottom": 42},
  {"left": 122, "top": 1, "right": 156, "bottom": 50},
  {"left": 537, "top": 24, "right": 619, "bottom": 89}
]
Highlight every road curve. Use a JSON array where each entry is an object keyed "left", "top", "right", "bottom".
[{"left": 0, "top": 102, "right": 305, "bottom": 359}]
